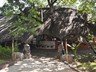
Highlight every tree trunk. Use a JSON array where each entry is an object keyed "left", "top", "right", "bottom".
[{"left": 47, "top": 0, "right": 57, "bottom": 7}]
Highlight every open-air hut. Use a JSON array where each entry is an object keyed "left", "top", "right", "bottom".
[
  {"left": 0, "top": 15, "right": 33, "bottom": 46},
  {"left": 37, "top": 7, "right": 96, "bottom": 53}
]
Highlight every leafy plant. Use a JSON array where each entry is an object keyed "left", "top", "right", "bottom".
[
  {"left": 67, "top": 43, "right": 80, "bottom": 61},
  {"left": 0, "top": 46, "right": 11, "bottom": 59},
  {"left": 0, "top": 60, "right": 6, "bottom": 64},
  {"left": 0, "top": 46, "right": 18, "bottom": 60},
  {"left": 77, "top": 61, "right": 96, "bottom": 72}
]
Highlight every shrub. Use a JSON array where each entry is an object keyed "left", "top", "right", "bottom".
[
  {"left": 0, "top": 46, "right": 19, "bottom": 60},
  {"left": 0, "top": 60, "right": 6, "bottom": 64},
  {"left": 0, "top": 46, "right": 12, "bottom": 59}
]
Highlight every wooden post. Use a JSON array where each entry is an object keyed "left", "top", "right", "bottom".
[
  {"left": 61, "top": 41, "right": 64, "bottom": 51},
  {"left": 65, "top": 39, "right": 69, "bottom": 63},
  {"left": 12, "top": 38, "right": 15, "bottom": 60},
  {"left": 65, "top": 39, "right": 68, "bottom": 54},
  {"left": 93, "top": 36, "right": 96, "bottom": 45},
  {"left": 40, "top": 9, "right": 43, "bottom": 22}
]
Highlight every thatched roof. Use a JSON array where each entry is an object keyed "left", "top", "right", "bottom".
[
  {"left": 38, "top": 7, "right": 95, "bottom": 40},
  {"left": 0, "top": 16, "right": 12, "bottom": 42},
  {"left": 0, "top": 16, "right": 33, "bottom": 43},
  {"left": 0, "top": 7, "right": 96, "bottom": 43}
]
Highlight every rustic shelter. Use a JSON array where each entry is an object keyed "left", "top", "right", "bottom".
[
  {"left": 37, "top": 7, "right": 96, "bottom": 54},
  {"left": 0, "top": 15, "right": 33, "bottom": 46},
  {"left": 39, "top": 7, "right": 90, "bottom": 39},
  {"left": 0, "top": 7, "right": 96, "bottom": 53}
]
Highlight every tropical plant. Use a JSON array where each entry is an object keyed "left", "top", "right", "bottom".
[
  {"left": 67, "top": 43, "right": 80, "bottom": 61},
  {"left": 0, "top": 0, "right": 43, "bottom": 55},
  {"left": 0, "top": 0, "right": 96, "bottom": 61}
]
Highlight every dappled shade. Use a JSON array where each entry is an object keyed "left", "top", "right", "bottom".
[{"left": 38, "top": 7, "right": 95, "bottom": 41}]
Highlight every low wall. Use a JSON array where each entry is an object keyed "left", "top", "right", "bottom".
[{"left": 38, "top": 41, "right": 55, "bottom": 49}]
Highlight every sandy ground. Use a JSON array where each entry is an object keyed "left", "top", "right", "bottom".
[
  {"left": 0, "top": 49, "right": 77, "bottom": 72},
  {"left": 0, "top": 58, "right": 77, "bottom": 72},
  {"left": 0, "top": 47, "right": 95, "bottom": 72}
]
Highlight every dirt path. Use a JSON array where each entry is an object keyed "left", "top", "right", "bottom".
[
  {"left": 0, "top": 49, "right": 78, "bottom": 72},
  {"left": 0, "top": 57, "right": 77, "bottom": 72}
]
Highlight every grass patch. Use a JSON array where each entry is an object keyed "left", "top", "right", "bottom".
[
  {"left": 75, "top": 54, "right": 96, "bottom": 72},
  {"left": 0, "top": 60, "right": 6, "bottom": 64},
  {"left": 76, "top": 61, "right": 96, "bottom": 72}
]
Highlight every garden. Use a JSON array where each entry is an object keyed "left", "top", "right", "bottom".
[{"left": 0, "top": 0, "right": 96, "bottom": 72}]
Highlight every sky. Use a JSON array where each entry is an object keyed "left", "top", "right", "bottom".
[{"left": 0, "top": 0, "right": 7, "bottom": 7}]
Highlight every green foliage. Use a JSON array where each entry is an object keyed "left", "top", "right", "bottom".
[
  {"left": 0, "top": 0, "right": 96, "bottom": 40},
  {"left": 0, "top": 0, "right": 42, "bottom": 38},
  {"left": 78, "top": 0, "right": 96, "bottom": 22},
  {"left": 0, "top": 0, "right": 95, "bottom": 39},
  {"left": 0, "top": 60, "right": 6, "bottom": 64},
  {"left": 77, "top": 61, "right": 96, "bottom": 71},
  {"left": 55, "top": 0, "right": 96, "bottom": 22},
  {"left": 68, "top": 43, "right": 80, "bottom": 61},
  {"left": 0, "top": 46, "right": 18, "bottom": 60},
  {"left": 0, "top": 4, "right": 14, "bottom": 16},
  {"left": 87, "top": 33, "right": 93, "bottom": 41},
  {"left": 59, "top": 0, "right": 77, "bottom": 6},
  {"left": 28, "top": 0, "right": 46, "bottom": 7},
  {"left": 78, "top": 1, "right": 95, "bottom": 13},
  {"left": 0, "top": 46, "right": 12, "bottom": 59}
]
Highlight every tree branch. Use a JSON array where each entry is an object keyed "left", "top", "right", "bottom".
[{"left": 47, "top": 0, "right": 57, "bottom": 7}]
